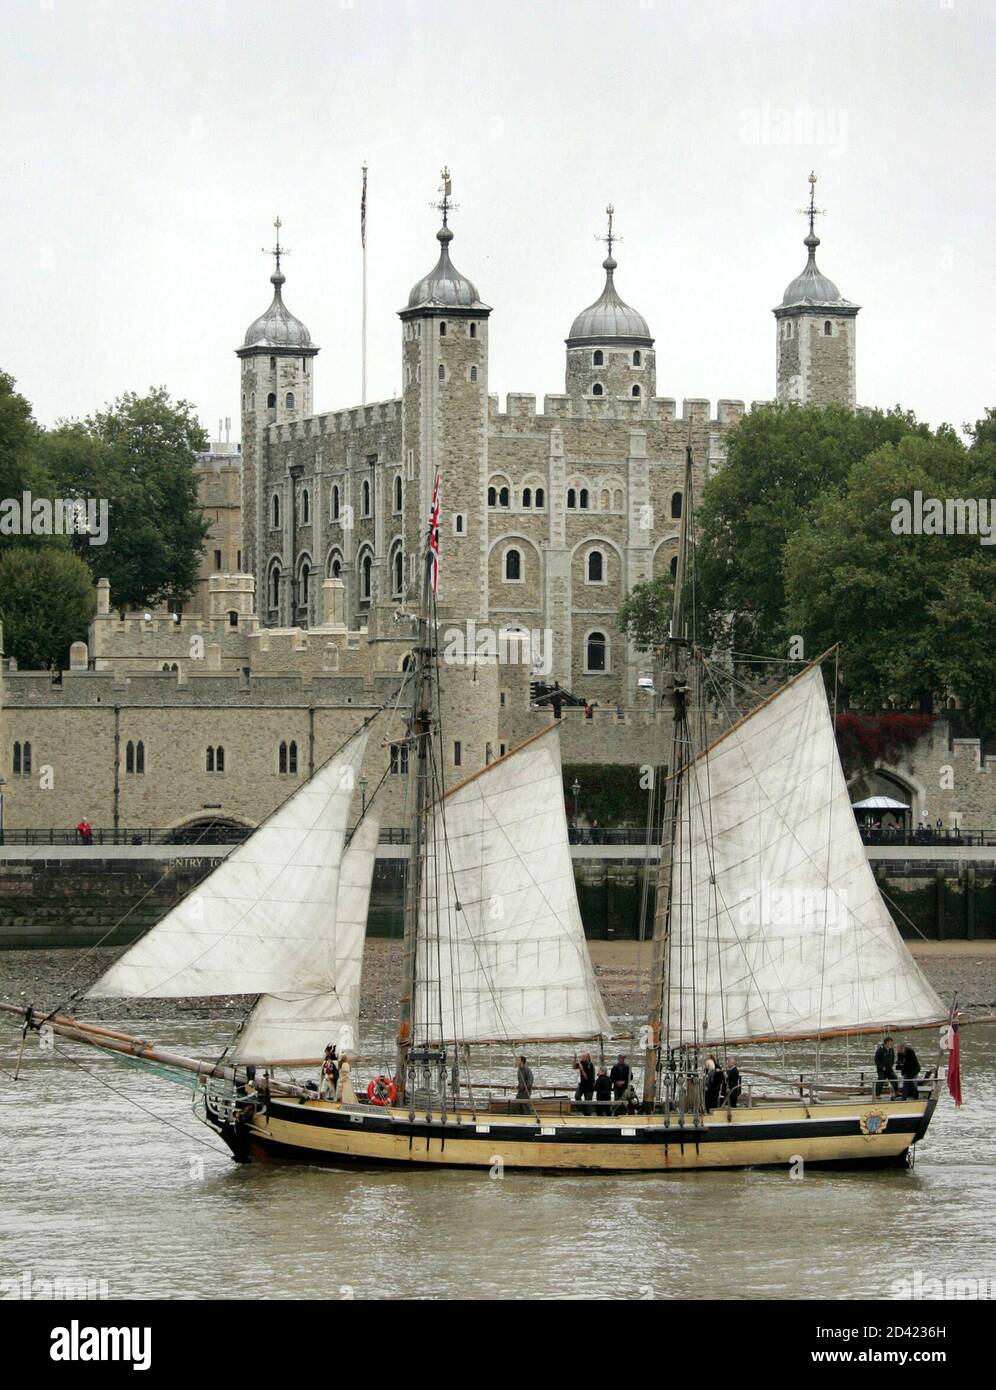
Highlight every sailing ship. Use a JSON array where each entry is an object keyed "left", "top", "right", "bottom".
[{"left": 2, "top": 454, "right": 961, "bottom": 1172}]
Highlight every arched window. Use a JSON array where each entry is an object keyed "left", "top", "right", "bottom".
[
  {"left": 499, "top": 486, "right": 509, "bottom": 508},
  {"left": 216, "top": 747, "right": 225, "bottom": 773},
  {"left": 362, "top": 480, "right": 370, "bottom": 515},
  {"left": 285, "top": 391, "right": 295, "bottom": 409},
  {"left": 439, "top": 321, "right": 447, "bottom": 337},
  {"left": 394, "top": 475, "right": 402, "bottom": 512},
  {"left": 591, "top": 383, "right": 604, "bottom": 397},
  {"left": 454, "top": 513, "right": 465, "bottom": 534},
  {"left": 272, "top": 494, "right": 280, "bottom": 529},
  {"left": 438, "top": 363, "right": 446, "bottom": 382},
  {"left": 535, "top": 487, "right": 545, "bottom": 508},
  {"left": 631, "top": 384, "right": 641, "bottom": 398},
  {"left": 600, "top": 489, "right": 610, "bottom": 510},
  {"left": 269, "top": 356, "right": 276, "bottom": 373},
  {"left": 206, "top": 747, "right": 214, "bottom": 773},
  {"left": 469, "top": 322, "right": 477, "bottom": 339},
  {"left": 613, "top": 488, "right": 623, "bottom": 510},
  {"left": 586, "top": 631, "right": 607, "bottom": 673},
  {"left": 301, "top": 489, "right": 309, "bottom": 524},
  {"left": 250, "top": 392, "right": 256, "bottom": 410},
  {"left": 393, "top": 547, "right": 403, "bottom": 595},
  {"left": 269, "top": 565, "right": 280, "bottom": 610},
  {"left": 300, "top": 561, "right": 310, "bottom": 608},
  {"left": 488, "top": 486, "right": 497, "bottom": 507},
  {"left": 592, "top": 350, "right": 603, "bottom": 366},
  {"left": 470, "top": 365, "right": 478, "bottom": 383},
  {"left": 632, "top": 350, "right": 642, "bottom": 366},
  {"left": 279, "top": 740, "right": 287, "bottom": 774},
  {"left": 579, "top": 488, "right": 589, "bottom": 510},
  {"left": 824, "top": 321, "right": 832, "bottom": 335},
  {"left": 670, "top": 555, "right": 679, "bottom": 578},
  {"left": 267, "top": 393, "right": 276, "bottom": 409},
  {"left": 135, "top": 740, "right": 144, "bottom": 774},
  {"left": 504, "top": 548, "right": 522, "bottom": 581},
  {"left": 361, "top": 553, "right": 372, "bottom": 600},
  {"left": 567, "top": 488, "right": 576, "bottom": 509},
  {"left": 332, "top": 485, "right": 340, "bottom": 520},
  {"left": 671, "top": 491, "right": 682, "bottom": 519},
  {"left": 522, "top": 488, "right": 532, "bottom": 508},
  {"left": 228, "top": 610, "right": 238, "bottom": 627},
  {"left": 126, "top": 740, "right": 135, "bottom": 774},
  {"left": 587, "top": 550, "right": 604, "bottom": 583},
  {"left": 288, "top": 740, "right": 297, "bottom": 775}
]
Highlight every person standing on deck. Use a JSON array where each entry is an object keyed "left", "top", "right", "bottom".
[
  {"left": 593, "top": 1066, "right": 613, "bottom": 1113},
  {"left": 610, "top": 1054, "right": 632, "bottom": 1113},
  {"left": 897, "top": 1043, "right": 921, "bottom": 1100},
  {"left": 515, "top": 1055, "right": 534, "bottom": 1113},
  {"left": 704, "top": 1055, "right": 722, "bottom": 1111},
  {"left": 725, "top": 1058, "right": 742, "bottom": 1107},
  {"left": 573, "top": 1051, "right": 595, "bottom": 1114},
  {"left": 874, "top": 1035, "right": 900, "bottom": 1098}
]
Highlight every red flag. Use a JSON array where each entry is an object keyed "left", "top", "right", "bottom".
[
  {"left": 947, "top": 1023, "right": 962, "bottom": 1108},
  {"left": 360, "top": 164, "right": 367, "bottom": 250},
  {"left": 428, "top": 475, "right": 441, "bottom": 594}
]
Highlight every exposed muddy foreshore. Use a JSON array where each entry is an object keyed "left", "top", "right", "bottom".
[{"left": 0, "top": 939, "right": 993, "bottom": 1029}]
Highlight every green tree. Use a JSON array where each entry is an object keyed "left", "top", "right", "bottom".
[
  {"left": 617, "top": 574, "right": 674, "bottom": 652},
  {"left": 783, "top": 431, "right": 995, "bottom": 719},
  {"left": 0, "top": 372, "right": 55, "bottom": 531},
  {"left": 41, "top": 387, "right": 209, "bottom": 609},
  {"left": 0, "top": 547, "right": 96, "bottom": 668},
  {"left": 696, "top": 403, "right": 932, "bottom": 656}
]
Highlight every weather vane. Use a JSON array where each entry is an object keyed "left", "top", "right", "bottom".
[
  {"left": 263, "top": 216, "right": 289, "bottom": 275},
  {"left": 596, "top": 203, "right": 621, "bottom": 259},
  {"left": 796, "top": 172, "right": 825, "bottom": 237},
  {"left": 431, "top": 168, "right": 459, "bottom": 227}
]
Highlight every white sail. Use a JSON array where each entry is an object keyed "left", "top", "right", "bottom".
[
  {"left": 85, "top": 731, "right": 370, "bottom": 1000},
  {"left": 417, "top": 727, "right": 610, "bottom": 1042},
  {"left": 665, "top": 665, "right": 945, "bottom": 1044},
  {"left": 228, "top": 811, "right": 380, "bottom": 1063}
]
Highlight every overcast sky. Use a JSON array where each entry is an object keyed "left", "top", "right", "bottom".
[{"left": 1, "top": 1, "right": 992, "bottom": 440}]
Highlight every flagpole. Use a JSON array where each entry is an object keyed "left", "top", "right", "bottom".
[{"left": 361, "top": 162, "right": 368, "bottom": 406}]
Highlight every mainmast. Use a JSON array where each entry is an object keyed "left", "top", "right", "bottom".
[
  {"left": 395, "top": 484, "right": 440, "bottom": 1101},
  {"left": 643, "top": 443, "right": 695, "bottom": 1106}
]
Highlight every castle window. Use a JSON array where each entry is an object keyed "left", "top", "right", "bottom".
[
  {"left": 332, "top": 485, "right": 340, "bottom": 521},
  {"left": 278, "top": 741, "right": 287, "bottom": 774},
  {"left": 301, "top": 489, "right": 310, "bottom": 524},
  {"left": 591, "top": 383, "right": 604, "bottom": 397},
  {"left": 488, "top": 487, "right": 497, "bottom": 507},
  {"left": 406, "top": 449, "right": 414, "bottom": 480},
  {"left": 454, "top": 513, "right": 465, "bottom": 535},
  {"left": 454, "top": 741, "right": 462, "bottom": 767},
  {"left": 126, "top": 741, "right": 134, "bottom": 774},
  {"left": 272, "top": 494, "right": 280, "bottom": 529},
  {"left": 470, "top": 365, "right": 478, "bottom": 383},
  {"left": 126, "top": 740, "right": 145, "bottom": 775},
  {"left": 228, "top": 610, "right": 238, "bottom": 627},
  {"left": 632, "top": 350, "right": 642, "bottom": 367},
  {"left": 631, "top": 384, "right": 641, "bottom": 398},
  {"left": 499, "top": 486, "right": 509, "bottom": 508},
  {"left": 289, "top": 741, "right": 297, "bottom": 775},
  {"left": 17, "top": 740, "right": 31, "bottom": 775},
  {"left": 439, "top": 321, "right": 447, "bottom": 337},
  {"left": 237, "top": 549, "right": 242, "bottom": 569},
  {"left": 206, "top": 745, "right": 225, "bottom": 773},
  {"left": 671, "top": 491, "right": 682, "bottom": 520},
  {"left": 269, "top": 565, "right": 280, "bottom": 610},
  {"left": 587, "top": 550, "right": 604, "bottom": 583},
  {"left": 286, "top": 392, "right": 295, "bottom": 409},
  {"left": 250, "top": 393, "right": 256, "bottom": 410},
  {"left": 300, "top": 561, "right": 310, "bottom": 608},
  {"left": 579, "top": 488, "right": 590, "bottom": 510},
  {"left": 136, "top": 741, "right": 145, "bottom": 774},
  {"left": 394, "top": 475, "right": 402, "bottom": 512},
  {"left": 302, "top": 358, "right": 308, "bottom": 373},
  {"left": 390, "top": 743, "right": 409, "bottom": 775},
  {"left": 242, "top": 394, "right": 246, "bottom": 410},
  {"left": 670, "top": 555, "right": 679, "bottom": 578},
  {"left": 362, "top": 480, "right": 371, "bottom": 515},
  {"left": 592, "top": 350, "right": 603, "bottom": 366},
  {"left": 214, "top": 550, "right": 222, "bottom": 570},
  {"left": 438, "top": 363, "right": 446, "bottom": 382},
  {"left": 600, "top": 490, "right": 610, "bottom": 510},
  {"left": 585, "top": 631, "right": 608, "bottom": 673},
  {"left": 267, "top": 393, "right": 276, "bottom": 409},
  {"left": 504, "top": 548, "right": 522, "bottom": 582},
  {"left": 270, "top": 356, "right": 276, "bottom": 372},
  {"left": 470, "top": 322, "right": 478, "bottom": 338},
  {"left": 824, "top": 321, "right": 832, "bottom": 335},
  {"left": 522, "top": 488, "right": 531, "bottom": 508},
  {"left": 280, "top": 740, "right": 298, "bottom": 775},
  {"left": 361, "top": 553, "right": 372, "bottom": 600},
  {"left": 393, "top": 547, "right": 403, "bottom": 595},
  {"left": 567, "top": 488, "right": 576, "bottom": 509},
  {"left": 613, "top": 489, "right": 622, "bottom": 510},
  {"left": 535, "top": 487, "right": 545, "bottom": 508}
]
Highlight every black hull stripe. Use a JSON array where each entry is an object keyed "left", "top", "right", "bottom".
[{"left": 263, "top": 1100, "right": 924, "bottom": 1147}]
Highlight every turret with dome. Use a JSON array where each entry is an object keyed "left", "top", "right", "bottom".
[
  {"left": 773, "top": 173, "right": 859, "bottom": 409},
  {"left": 565, "top": 206, "right": 656, "bottom": 407}
]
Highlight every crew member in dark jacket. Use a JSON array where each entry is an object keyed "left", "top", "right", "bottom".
[
  {"left": 874, "top": 1036, "right": 899, "bottom": 1098},
  {"left": 573, "top": 1051, "right": 596, "bottom": 1114},
  {"left": 896, "top": 1043, "right": 921, "bottom": 1100},
  {"left": 610, "top": 1054, "right": 632, "bottom": 1113},
  {"left": 515, "top": 1055, "right": 534, "bottom": 1113},
  {"left": 725, "top": 1058, "right": 742, "bottom": 1108},
  {"left": 594, "top": 1067, "right": 613, "bottom": 1112}
]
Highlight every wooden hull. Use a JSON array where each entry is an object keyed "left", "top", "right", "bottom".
[{"left": 216, "top": 1094, "right": 938, "bottom": 1172}]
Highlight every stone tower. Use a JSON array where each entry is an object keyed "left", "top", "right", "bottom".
[
  {"left": 565, "top": 205, "right": 655, "bottom": 409},
  {"left": 398, "top": 171, "right": 491, "bottom": 622},
  {"left": 773, "top": 174, "right": 859, "bottom": 409},
  {"left": 236, "top": 219, "right": 318, "bottom": 624}
]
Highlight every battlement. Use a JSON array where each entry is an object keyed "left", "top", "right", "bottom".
[
  {"left": 270, "top": 397, "right": 401, "bottom": 444},
  {"left": 488, "top": 392, "right": 746, "bottom": 429}
]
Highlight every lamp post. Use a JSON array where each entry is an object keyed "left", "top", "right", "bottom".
[
  {"left": 360, "top": 775, "right": 368, "bottom": 817},
  {"left": 571, "top": 778, "right": 580, "bottom": 834}
]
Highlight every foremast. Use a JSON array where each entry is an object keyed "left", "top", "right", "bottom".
[{"left": 643, "top": 443, "right": 696, "bottom": 1107}]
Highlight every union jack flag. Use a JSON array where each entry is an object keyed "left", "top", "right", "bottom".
[
  {"left": 428, "top": 474, "right": 441, "bottom": 594},
  {"left": 360, "top": 164, "right": 367, "bottom": 250}
]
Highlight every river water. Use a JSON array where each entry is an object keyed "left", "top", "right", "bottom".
[{"left": 2, "top": 1018, "right": 994, "bottom": 1301}]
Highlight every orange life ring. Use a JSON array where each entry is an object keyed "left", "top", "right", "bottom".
[{"left": 367, "top": 1075, "right": 397, "bottom": 1106}]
